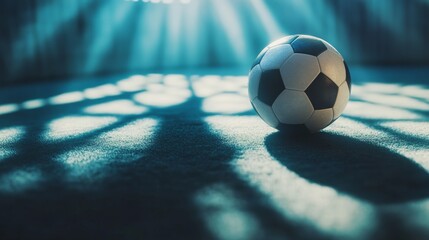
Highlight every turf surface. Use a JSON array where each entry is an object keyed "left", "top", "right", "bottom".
[{"left": 0, "top": 67, "right": 428, "bottom": 240}]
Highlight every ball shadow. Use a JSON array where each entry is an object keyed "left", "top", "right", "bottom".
[{"left": 265, "top": 132, "right": 429, "bottom": 204}]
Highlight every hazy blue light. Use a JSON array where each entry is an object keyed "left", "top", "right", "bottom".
[
  {"left": 10, "top": 1, "right": 89, "bottom": 78},
  {"left": 0, "top": 169, "right": 42, "bottom": 193},
  {"left": 128, "top": 5, "right": 166, "bottom": 70},
  {"left": 248, "top": 0, "right": 285, "bottom": 41},
  {"left": 4, "top": 0, "right": 428, "bottom": 82},
  {"left": 84, "top": 2, "right": 133, "bottom": 73},
  {"left": 162, "top": 5, "right": 185, "bottom": 68},
  {"left": 211, "top": 0, "right": 251, "bottom": 66}
]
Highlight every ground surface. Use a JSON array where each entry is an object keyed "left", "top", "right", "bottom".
[{"left": 0, "top": 67, "right": 428, "bottom": 240}]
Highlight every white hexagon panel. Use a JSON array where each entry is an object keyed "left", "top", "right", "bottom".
[{"left": 280, "top": 53, "right": 320, "bottom": 91}]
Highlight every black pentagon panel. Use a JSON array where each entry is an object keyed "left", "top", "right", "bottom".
[
  {"left": 276, "top": 123, "right": 310, "bottom": 134},
  {"left": 344, "top": 61, "right": 352, "bottom": 93},
  {"left": 291, "top": 37, "right": 328, "bottom": 56},
  {"left": 251, "top": 47, "right": 269, "bottom": 69},
  {"left": 305, "top": 73, "right": 339, "bottom": 110},
  {"left": 258, "top": 69, "right": 285, "bottom": 105}
]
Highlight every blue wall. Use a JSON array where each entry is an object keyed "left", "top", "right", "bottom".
[{"left": 1, "top": 0, "right": 428, "bottom": 83}]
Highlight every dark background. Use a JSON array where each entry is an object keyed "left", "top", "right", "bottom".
[{"left": 1, "top": 0, "right": 429, "bottom": 83}]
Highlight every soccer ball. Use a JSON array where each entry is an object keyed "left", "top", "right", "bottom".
[{"left": 249, "top": 35, "right": 351, "bottom": 133}]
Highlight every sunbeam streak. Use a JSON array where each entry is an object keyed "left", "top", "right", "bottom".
[
  {"left": 248, "top": 0, "right": 285, "bottom": 41},
  {"left": 211, "top": 0, "right": 251, "bottom": 66},
  {"left": 129, "top": 5, "right": 167, "bottom": 70},
  {"left": 85, "top": 2, "right": 133, "bottom": 73},
  {"left": 10, "top": 1, "right": 91, "bottom": 78},
  {"left": 162, "top": 5, "right": 184, "bottom": 67}
]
